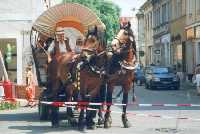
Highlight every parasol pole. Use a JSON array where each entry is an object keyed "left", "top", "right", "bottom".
[
  {"left": 37, "top": 42, "right": 52, "bottom": 63},
  {"left": 0, "top": 50, "right": 9, "bottom": 81}
]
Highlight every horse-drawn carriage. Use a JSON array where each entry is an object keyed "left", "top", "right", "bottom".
[{"left": 31, "top": 2, "right": 137, "bottom": 131}]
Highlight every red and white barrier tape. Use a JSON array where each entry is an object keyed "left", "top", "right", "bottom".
[
  {"left": 1, "top": 98, "right": 200, "bottom": 122},
  {"left": 1, "top": 98, "right": 200, "bottom": 107},
  {"left": 40, "top": 101, "right": 200, "bottom": 107}
]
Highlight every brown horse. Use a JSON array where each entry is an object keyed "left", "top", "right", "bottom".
[
  {"left": 48, "top": 26, "right": 107, "bottom": 130},
  {"left": 104, "top": 22, "right": 137, "bottom": 128}
]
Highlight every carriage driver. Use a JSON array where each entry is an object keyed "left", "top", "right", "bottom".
[{"left": 47, "top": 27, "right": 72, "bottom": 62}]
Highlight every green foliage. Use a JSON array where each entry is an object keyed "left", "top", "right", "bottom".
[
  {"left": 0, "top": 101, "right": 20, "bottom": 110},
  {"left": 62, "top": 0, "right": 121, "bottom": 42},
  {"left": 6, "top": 43, "right": 15, "bottom": 63},
  {"left": 139, "top": 51, "right": 145, "bottom": 57}
]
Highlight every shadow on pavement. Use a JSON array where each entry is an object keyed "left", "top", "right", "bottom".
[
  {"left": 9, "top": 125, "right": 80, "bottom": 134},
  {"left": 0, "top": 112, "right": 40, "bottom": 122}
]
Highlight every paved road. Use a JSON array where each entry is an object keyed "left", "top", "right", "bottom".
[
  {"left": 114, "top": 83, "right": 200, "bottom": 110},
  {"left": 0, "top": 84, "right": 200, "bottom": 134}
]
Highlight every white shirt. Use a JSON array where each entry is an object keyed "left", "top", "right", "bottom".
[{"left": 48, "top": 41, "right": 67, "bottom": 53}]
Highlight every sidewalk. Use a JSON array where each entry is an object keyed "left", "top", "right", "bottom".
[
  {"left": 180, "top": 81, "right": 199, "bottom": 97},
  {"left": 181, "top": 81, "right": 196, "bottom": 90}
]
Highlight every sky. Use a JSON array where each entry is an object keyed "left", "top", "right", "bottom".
[
  {"left": 110, "top": 0, "right": 146, "bottom": 17},
  {"left": 55, "top": 0, "right": 147, "bottom": 17}
]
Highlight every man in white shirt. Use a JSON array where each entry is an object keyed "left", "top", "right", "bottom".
[{"left": 48, "top": 27, "right": 72, "bottom": 56}]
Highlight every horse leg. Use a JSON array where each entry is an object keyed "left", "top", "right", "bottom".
[
  {"left": 86, "top": 96, "right": 97, "bottom": 130},
  {"left": 104, "top": 85, "right": 113, "bottom": 128},
  {"left": 51, "top": 104, "right": 59, "bottom": 128},
  {"left": 78, "top": 95, "right": 87, "bottom": 131},
  {"left": 121, "top": 86, "right": 131, "bottom": 128},
  {"left": 97, "top": 84, "right": 106, "bottom": 126},
  {"left": 65, "top": 86, "right": 77, "bottom": 127},
  {"left": 132, "top": 82, "right": 137, "bottom": 102},
  {"left": 50, "top": 80, "right": 60, "bottom": 128}
]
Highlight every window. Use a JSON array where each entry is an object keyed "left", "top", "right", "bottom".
[
  {"left": 196, "top": 26, "right": 200, "bottom": 38},
  {"left": 162, "top": 3, "right": 167, "bottom": 23},
  {"left": 176, "top": 0, "right": 182, "bottom": 18},
  {"left": 166, "top": 2, "right": 170, "bottom": 21},
  {"left": 150, "top": 12, "right": 152, "bottom": 28},
  {"left": 0, "top": 39, "right": 17, "bottom": 82},
  {"left": 188, "top": 0, "right": 193, "bottom": 16},
  {"left": 186, "top": 28, "right": 195, "bottom": 39},
  {"left": 158, "top": 8, "right": 161, "bottom": 25},
  {"left": 197, "top": 0, "right": 200, "bottom": 14},
  {"left": 198, "top": 43, "right": 200, "bottom": 64}
]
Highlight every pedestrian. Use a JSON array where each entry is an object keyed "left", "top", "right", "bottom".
[
  {"left": 194, "top": 64, "right": 200, "bottom": 96},
  {"left": 25, "top": 65, "right": 36, "bottom": 107}
]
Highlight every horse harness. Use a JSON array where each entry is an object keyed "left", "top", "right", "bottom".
[
  {"left": 63, "top": 50, "right": 106, "bottom": 90},
  {"left": 111, "top": 37, "right": 136, "bottom": 72}
]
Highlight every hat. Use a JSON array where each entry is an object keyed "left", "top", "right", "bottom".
[{"left": 55, "top": 27, "right": 65, "bottom": 34}]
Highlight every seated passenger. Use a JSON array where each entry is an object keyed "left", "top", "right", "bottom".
[
  {"left": 48, "top": 27, "right": 71, "bottom": 54},
  {"left": 47, "top": 27, "right": 72, "bottom": 62},
  {"left": 74, "top": 36, "right": 84, "bottom": 54}
]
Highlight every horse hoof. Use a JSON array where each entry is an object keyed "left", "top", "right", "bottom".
[
  {"left": 97, "top": 117, "right": 104, "bottom": 125},
  {"left": 104, "top": 119, "right": 112, "bottom": 128},
  {"left": 78, "top": 125, "right": 86, "bottom": 131},
  {"left": 123, "top": 120, "right": 131, "bottom": 128},
  {"left": 69, "top": 118, "right": 78, "bottom": 127},
  {"left": 87, "top": 124, "right": 96, "bottom": 130},
  {"left": 132, "top": 95, "right": 137, "bottom": 102},
  {"left": 122, "top": 115, "right": 131, "bottom": 128},
  {"left": 51, "top": 123, "right": 59, "bottom": 128},
  {"left": 108, "top": 116, "right": 112, "bottom": 124},
  {"left": 86, "top": 119, "right": 96, "bottom": 130}
]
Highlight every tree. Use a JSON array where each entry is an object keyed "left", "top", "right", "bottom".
[{"left": 62, "top": 0, "right": 121, "bottom": 42}]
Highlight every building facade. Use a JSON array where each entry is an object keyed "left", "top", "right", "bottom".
[
  {"left": 136, "top": 11, "right": 145, "bottom": 66},
  {"left": 0, "top": 0, "right": 44, "bottom": 84},
  {"left": 140, "top": 0, "right": 154, "bottom": 66},
  {"left": 152, "top": 0, "right": 171, "bottom": 66},
  {"left": 170, "top": 0, "right": 186, "bottom": 73},
  {"left": 185, "top": 0, "right": 200, "bottom": 77}
]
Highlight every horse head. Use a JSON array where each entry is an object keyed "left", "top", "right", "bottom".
[
  {"left": 111, "top": 21, "right": 137, "bottom": 68},
  {"left": 82, "top": 26, "right": 107, "bottom": 72}
]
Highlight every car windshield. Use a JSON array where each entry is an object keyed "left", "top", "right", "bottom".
[{"left": 152, "top": 68, "right": 170, "bottom": 74}]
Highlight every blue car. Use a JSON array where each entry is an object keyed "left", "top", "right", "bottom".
[{"left": 144, "top": 66, "right": 180, "bottom": 90}]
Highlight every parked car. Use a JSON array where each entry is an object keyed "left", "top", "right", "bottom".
[{"left": 144, "top": 66, "right": 180, "bottom": 90}]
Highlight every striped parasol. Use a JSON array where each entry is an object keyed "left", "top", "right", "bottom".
[{"left": 32, "top": 3, "right": 105, "bottom": 37}]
